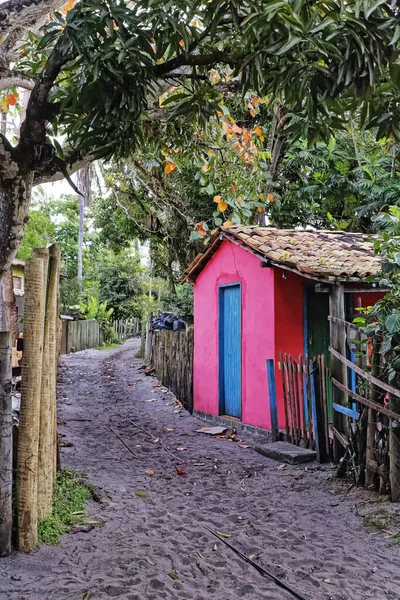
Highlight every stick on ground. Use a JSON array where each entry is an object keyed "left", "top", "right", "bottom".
[
  {"left": 108, "top": 426, "right": 138, "bottom": 459},
  {"left": 128, "top": 418, "right": 185, "bottom": 464},
  {"left": 202, "top": 525, "right": 308, "bottom": 600}
]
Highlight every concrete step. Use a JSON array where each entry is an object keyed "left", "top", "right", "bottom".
[{"left": 255, "top": 441, "right": 316, "bottom": 465}]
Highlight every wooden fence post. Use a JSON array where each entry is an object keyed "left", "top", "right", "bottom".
[
  {"left": 17, "top": 255, "right": 46, "bottom": 552},
  {"left": 38, "top": 245, "right": 59, "bottom": 519},
  {"left": 329, "top": 284, "right": 348, "bottom": 461},
  {"left": 266, "top": 359, "right": 278, "bottom": 442}
]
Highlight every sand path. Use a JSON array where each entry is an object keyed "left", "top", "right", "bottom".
[{"left": 1, "top": 338, "right": 400, "bottom": 600}]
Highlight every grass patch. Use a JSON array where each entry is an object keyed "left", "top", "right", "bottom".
[
  {"left": 38, "top": 468, "right": 94, "bottom": 545},
  {"left": 96, "top": 342, "right": 121, "bottom": 351},
  {"left": 363, "top": 515, "right": 389, "bottom": 531}
]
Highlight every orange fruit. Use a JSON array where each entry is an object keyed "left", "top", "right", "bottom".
[
  {"left": 7, "top": 93, "right": 17, "bottom": 106},
  {"left": 164, "top": 162, "right": 177, "bottom": 174},
  {"left": 218, "top": 201, "right": 228, "bottom": 212}
]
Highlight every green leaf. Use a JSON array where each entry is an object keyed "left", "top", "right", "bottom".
[
  {"left": 385, "top": 313, "right": 400, "bottom": 334},
  {"left": 275, "top": 36, "right": 302, "bottom": 56},
  {"left": 169, "top": 572, "right": 179, "bottom": 580}
]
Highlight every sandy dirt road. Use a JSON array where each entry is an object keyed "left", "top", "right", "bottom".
[{"left": 1, "top": 338, "right": 400, "bottom": 600}]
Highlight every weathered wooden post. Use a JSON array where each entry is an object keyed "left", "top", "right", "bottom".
[
  {"left": 17, "top": 254, "right": 46, "bottom": 552},
  {"left": 329, "top": 284, "right": 348, "bottom": 462},
  {"left": 38, "top": 245, "right": 60, "bottom": 518},
  {"left": 0, "top": 270, "right": 15, "bottom": 556}
]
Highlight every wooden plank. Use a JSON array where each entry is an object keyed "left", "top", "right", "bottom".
[
  {"left": 285, "top": 356, "right": 294, "bottom": 443},
  {"left": 288, "top": 355, "right": 299, "bottom": 445},
  {"left": 298, "top": 356, "right": 307, "bottom": 446},
  {"left": 330, "top": 425, "right": 350, "bottom": 449},
  {"left": 329, "top": 285, "right": 348, "bottom": 461},
  {"left": 332, "top": 402, "right": 360, "bottom": 420},
  {"left": 320, "top": 354, "right": 330, "bottom": 456},
  {"left": 304, "top": 355, "right": 313, "bottom": 446},
  {"left": 287, "top": 357, "right": 298, "bottom": 445},
  {"left": 309, "top": 361, "right": 321, "bottom": 462},
  {"left": 329, "top": 347, "right": 400, "bottom": 399},
  {"left": 331, "top": 378, "right": 400, "bottom": 421},
  {"left": 266, "top": 360, "right": 279, "bottom": 442},
  {"left": 328, "top": 315, "right": 366, "bottom": 332},
  {"left": 279, "top": 353, "right": 290, "bottom": 440}
]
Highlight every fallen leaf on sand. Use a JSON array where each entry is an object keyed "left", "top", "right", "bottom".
[
  {"left": 277, "top": 464, "right": 287, "bottom": 470},
  {"left": 239, "top": 444, "right": 251, "bottom": 449},
  {"left": 169, "top": 572, "right": 179, "bottom": 580},
  {"left": 216, "top": 531, "right": 232, "bottom": 538},
  {"left": 176, "top": 447, "right": 187, "bottom": 451},
  {"left": 193, "top": 462, "right": 205, "bottom": 466},
  {"left": 249, "top": 554, "right": 256, "bottom": 560},
  {"left": 212, "top": 544, "right": 217, "bottom": 551},
  {"left": 145, "top": 469, "right": 155, "bottom": 475},
  {"left": 136, "top": 491, "right": 147, "bottom": 498},
  {"left": 323, "top": 578, "right": 334, "bottom": 584},
  {"left": 153, "top": 438, "right": 160, "bottom": 444},
  {"left": 145, "top": 557, "right": 155, "bottom": 565},
  {"left": 176, "top": 467, "right": 188, "bottom": 476},
  {"left": 167, "top": 428, "right": 175, "bottom": 432},
  {"left": 83, "top": 592, "right": 91, "bottom": 600},
  {"left": 197, "top": 551, "right": 205, "bottom": 559}
]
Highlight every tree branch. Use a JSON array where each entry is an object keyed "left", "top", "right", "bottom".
[
  {"left": 154, "top": 50, "right": 247, "bottom": 78},
  {"left": 0, "top": 68, "right": 35, "bottom": 91},
  {"left": 0, "top": 0, "right": 64, "bottom": 36}
]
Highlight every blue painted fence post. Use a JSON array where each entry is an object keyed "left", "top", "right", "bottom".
[{"left": 266, "top": 359, "right": 279, "bottom": 442}]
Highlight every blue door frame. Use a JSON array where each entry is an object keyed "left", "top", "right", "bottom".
[{"left": 218, "top": 283, "right": 242, "bottom": 418}]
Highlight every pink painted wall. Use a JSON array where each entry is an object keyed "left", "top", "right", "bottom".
[
  {"left": 193, "top": 240, "right": 275, "bottom": 429},
  {"left": 274, "top": 271, "right": 305, "bottom": 428}
]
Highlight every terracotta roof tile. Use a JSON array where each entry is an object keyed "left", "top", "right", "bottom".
[{"left": 181, "top": 226, "right": 383, "bottom": 283}]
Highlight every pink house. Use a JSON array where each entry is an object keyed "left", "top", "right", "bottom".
[{"left": 182, "top": 226, "right": 385, "bottom": 436}]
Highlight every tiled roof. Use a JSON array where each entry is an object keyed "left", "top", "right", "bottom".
[{"left": 182, "top": 226, "right": 383, "bottom": 283}]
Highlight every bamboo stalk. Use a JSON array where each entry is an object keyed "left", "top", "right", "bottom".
[{"left": 17, "top": 256, "right": 46, "bottom": 552}]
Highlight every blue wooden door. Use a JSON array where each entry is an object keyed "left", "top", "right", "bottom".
[{"left": 219, "top": 284, "right": 242, "bottom": 418}]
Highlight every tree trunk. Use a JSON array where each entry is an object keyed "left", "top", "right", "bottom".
[
  {"left": 0, "top": 171, "right": 33, "bottom": 276},
  {"left": 0, "top": 270, "right": 16, "bottom": 557},
  {"left": 0, "top": 331, "right": 12, "bottom": 556},
  {"left": 17, "top": 255, "right": 46, "bottom": 552}
]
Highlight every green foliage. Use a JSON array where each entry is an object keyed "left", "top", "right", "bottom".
[
  {"left": 38, "top": 468, "right": 94, "bottom": 545},
  {"left": 16, "top": 210, "right": 55, "bottom": 260},
  {"left": 355, "top": 207, "right": 400, "bottom": 384},
  {"left": 60, "top": 277, "right": 82, "bottom": 314},
  {"left": 97, "top": 249, "right": 144, "bottom": 319},
  {"left": 161, "top": 284, "right": 194, "bottom": 324}
]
